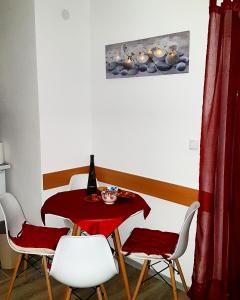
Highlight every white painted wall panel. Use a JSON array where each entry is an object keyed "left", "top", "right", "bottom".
[
  {"left": 90, "top": 0, "right": 209, "bottom": 284},
  {"left": 34, "top": 0, "right": 92, "bottom": 174},
  {"left": 90, "top": 0, "right": 208, "bottom": 189},
  {"left": 0, "top": 0, "right": 42, "bottom": 224}
]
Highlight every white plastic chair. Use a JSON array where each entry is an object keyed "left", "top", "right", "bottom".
[
  {"left": 68, "top": 173, "right": 89, "bottom": 191},
  {"left": 50, "top": 235, "right": 118, "bottom": 300},
  {"left": 122, "top": 201, "right": 200, "bottom": 300},
  {"left": 0, "top": 193, "right": 69, "bottom": 300},
  {"left": 67, "top": 173, "right": 93, "bottom": 235}
]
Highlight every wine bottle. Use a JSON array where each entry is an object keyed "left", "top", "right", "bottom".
[{"left": 86, "top": 154, "right": 97, "bottom": 195}]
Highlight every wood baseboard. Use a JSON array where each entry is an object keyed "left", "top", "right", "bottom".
[
  {"left": 95, "top": 166, "right": 198, "bottom": 206},
  {"left": 42, "top": 166, "right": 89, "bottom": 190},
  {"left": 43, "top": 166, "right": 198, "bottom": 206}
]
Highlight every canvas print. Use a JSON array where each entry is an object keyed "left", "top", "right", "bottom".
[{"left": 105, "top": 31, "right": 190, "bottom": 79}]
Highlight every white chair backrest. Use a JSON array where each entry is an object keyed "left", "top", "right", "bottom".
[
  {"left": 68, "top": 174, "right": 89, "bottom": 191},
  {"left": 169, "top": 201, "right": 200, "bottom": 260},
  {"left": 50, "top": 235, "right": 118, "bottom": 288},
  {"left": 0, "top": 193, "right": 26, "bottom": 238}
]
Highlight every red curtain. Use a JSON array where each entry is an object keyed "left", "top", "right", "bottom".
[{"left": 188, "top": 0, "right": 240, "bottom": 299}]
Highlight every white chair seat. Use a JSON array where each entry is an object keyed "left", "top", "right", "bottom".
[
  {"left": 9, "top": 239, "right": 55, "bottom": 256},
  {"left": 122, "top": 251, "right": 166, "bottom": 261}
]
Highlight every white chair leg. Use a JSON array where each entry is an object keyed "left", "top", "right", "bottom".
[
  {"left": 5, "top": 253, "right": 23, "bottom": 300},
  {"left": 174, "top": 258, "right": 188, "bottom": 293},
  {"left": 132, "top": 260, "right": 149, "bottom": 300},
  {"left": 169, "top": 261, "right": 178, "bottom": 300},
  {"left": 42, "top": 256, "right": 53, "bottom": 300}
]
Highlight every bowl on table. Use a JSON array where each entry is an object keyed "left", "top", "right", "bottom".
[{"left": 101, "top": 191, "right": 117, "bottom": 205}]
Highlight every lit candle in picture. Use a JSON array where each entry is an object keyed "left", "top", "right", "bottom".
[
  {"left": 137, "top": 52, "right": 148, "bottom": 64},
  {"left": 146, "top": 48, "right": 153, "bottom": 58},
  {"left": 153, "top": 47, "right": 165, "bottom": 58},
  {"left": 165, "top": 49, "right": 179, "bottom": 65},
  {"left": 123, "top": 56, "right": 134, "bottom": 69},
  {"left": 115, "top": 51, "right": 121, "bottom": 62}
]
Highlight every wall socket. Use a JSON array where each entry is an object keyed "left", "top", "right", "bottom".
[{"left": 189, "top": 139, "right": 199, "bottom": 151}]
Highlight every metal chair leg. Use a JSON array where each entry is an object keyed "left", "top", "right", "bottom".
[{"left": 5, "top": 253, "right": 23, "bottom": 300}]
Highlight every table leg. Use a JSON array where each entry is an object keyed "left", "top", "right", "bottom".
[
  {"left": 72, "top": 224, "right": 81, "bottom": 236},
  {"left": 112, "top": 233, "right": 120, "bottom": 266},
  {"left": 113, "top": 229, "right": 132, "bottom": 300}
]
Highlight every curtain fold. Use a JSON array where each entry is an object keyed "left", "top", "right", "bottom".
[{"left": 188, "top": 1, "right": 240, "bottom": 299}]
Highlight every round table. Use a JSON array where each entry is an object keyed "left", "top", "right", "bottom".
[{"left": 41, "top": 188, "right": 151, "bottom": 300}]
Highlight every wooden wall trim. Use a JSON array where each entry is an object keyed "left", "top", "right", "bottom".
[
  {"left": 95, "top": 166, "right": 198, "bottom": 206},
  {"left": 43, "top": 166, "right": 198, "bottom": 206},
  {"left": 43, "top": 166, "right": 89, "bottom": 190}
]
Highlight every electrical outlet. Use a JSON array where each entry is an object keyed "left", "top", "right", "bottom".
[{"left": 189, "top": 139, "right": 199, "bottom": 151}]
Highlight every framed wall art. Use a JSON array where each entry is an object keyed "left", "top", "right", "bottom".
[{"left": 105, "top": 31, "right": 190, "bottom": 79}]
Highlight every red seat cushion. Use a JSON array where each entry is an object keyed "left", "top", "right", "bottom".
[
  {"left": 10, "top": 223, "right": 69, "bottom": 250},
  {"left": 122, "top": 228, "right": 179, "bottom": 258}
]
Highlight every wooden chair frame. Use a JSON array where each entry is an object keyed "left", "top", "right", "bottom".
[
  {"left": 5, "top": 253, "right": 53, "bottom": 300},
  {"left": 124, "top": 201, "right": 200, "bottom": 300},
  {"left": 132, "top": 258, "right": 188, "bottom": 300}
]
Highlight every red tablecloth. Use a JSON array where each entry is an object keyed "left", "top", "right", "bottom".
[{"left": 41, "top": 189, "right": 151, "bottom": 237}]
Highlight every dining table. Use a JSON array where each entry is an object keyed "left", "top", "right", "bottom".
[{"left": 41, "top": 188, "right": 151, "bottom": 300}]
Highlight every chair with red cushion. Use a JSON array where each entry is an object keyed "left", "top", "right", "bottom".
[
  {"left": 122, "top": 201, "right": 200, "bottom": 300},
  {"left": 0, "top": 192, "right": 70, "bottom": 300}
]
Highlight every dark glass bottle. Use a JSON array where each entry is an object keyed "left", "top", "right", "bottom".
[{"left": 86, "top": 154, "right": 97, "bottom": 195}]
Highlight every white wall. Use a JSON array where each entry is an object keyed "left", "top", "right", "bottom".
[
  {"left": 91, "top": 0, "right": 208, "bottom": 189},
  {"left": 34, "top": 0, "right": 92, "bottom": 174},
  {"left": 0, "top": 0, "right": 93, "bottom": 223},
  {"left": 90, "top": 0, "right": 209, "bottom": 285},
  {"left": 0, "top": 0, "right": 208, "bottom": 285},
  {"left": 0, "top": 0, "right": 42, "bottom": 224}
]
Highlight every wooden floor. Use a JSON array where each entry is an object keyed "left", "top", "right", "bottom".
[{"left": 0, "top": 262, "right": 189, "bottom": 300}]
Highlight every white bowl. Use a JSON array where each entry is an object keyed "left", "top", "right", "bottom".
[{"left": 101, "top": 191, "right": 117, "bottom": 205}]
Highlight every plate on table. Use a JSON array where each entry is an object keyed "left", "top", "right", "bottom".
[
  {"left": 84, "top": 195, "right": 102, "bottom": 203},
  {"left": 117, "top": 190, "right": 136, "bottom": 198},
  {"left": 97, "top": 186, "right": 107, "bottom": 192}
]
